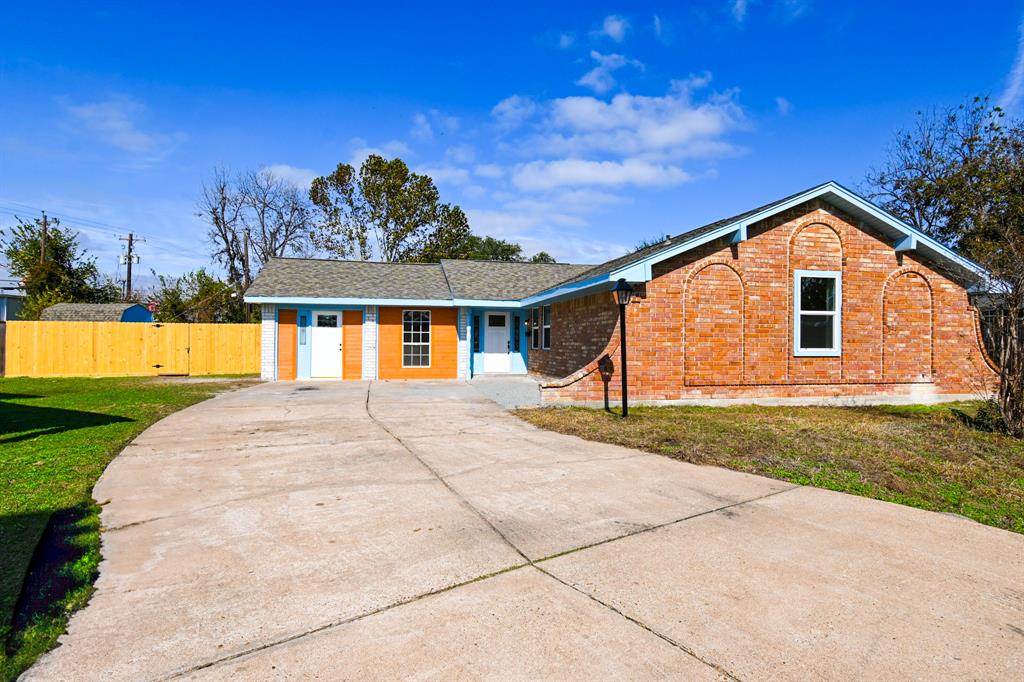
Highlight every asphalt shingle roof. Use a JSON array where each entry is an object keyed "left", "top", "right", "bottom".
[
  {"left": 439, "top": 260, "right": 593, "bottom": 300},
  {"left": 246, "top": 258, "right": 454, "bottom": 300},
  {"left": 40, "top": 303, "right": 144, "bottom": 321}
]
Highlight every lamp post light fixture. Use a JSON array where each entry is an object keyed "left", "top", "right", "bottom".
[{"left": 612, "top": 278, "right": 635, "bottom": 417}]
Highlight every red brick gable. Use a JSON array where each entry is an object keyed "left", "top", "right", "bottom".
[{"left": 534, "top": 199, "right": 997, "bottom": 403}]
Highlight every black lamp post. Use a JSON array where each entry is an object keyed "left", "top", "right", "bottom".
[{"left": 612, "top": 278, "right": 634, "bottom": 417}]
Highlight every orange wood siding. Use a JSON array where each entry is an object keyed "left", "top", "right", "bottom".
[
  {"left": 343, "top": 310, "right": 363, "bottom": 380},
  {"left": 378, "top": 306, "right": 458, "bottom": 379},
  {"left": 277, "top": 308, "right": 297, "bottom": 380}
]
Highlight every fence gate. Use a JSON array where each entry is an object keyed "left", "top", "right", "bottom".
[{"left": 151, "top": 323, "right": 190, "bottom": 375}]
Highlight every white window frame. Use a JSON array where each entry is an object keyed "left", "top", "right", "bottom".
[
  {"left": 531, "top": 307, "right": 540, "bottom": 349},
  {"left": 402, "top": 309, "right": 431, "bottom": 368},
  {"left": 793, "top": 269, "right": 842, "bottom": 357},
  {"left": 542, "top": 305, "right": 551, "bottom": 350}
]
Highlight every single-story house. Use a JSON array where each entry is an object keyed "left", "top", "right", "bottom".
[
  {"left": 40, "top": 303, "right": 154, "bottom": 323},
  {"left": 245, "top": 181, "right": 998, "bottom": 404}
]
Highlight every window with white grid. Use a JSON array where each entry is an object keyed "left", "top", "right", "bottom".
[{"left": 402, "top": 310, "right": 431, "bottom": 367}]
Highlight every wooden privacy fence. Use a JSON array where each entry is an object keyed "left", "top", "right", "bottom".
[{"left": 3, "top": 321, "right": 260, "bottom": 377}]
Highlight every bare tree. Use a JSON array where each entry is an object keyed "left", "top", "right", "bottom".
[
  {"left": 200, "top": 167, "right": 312, "bottom": 289},
  {"left": 199, "top": 167, "right": 246, "bottom": 286},
  {"left": 238, "top": 169, "right": 312, "bottom": 276}
]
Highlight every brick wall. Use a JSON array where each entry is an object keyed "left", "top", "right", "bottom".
[{"left": 534, "top": 200, "right": 997, "bottom": 403}]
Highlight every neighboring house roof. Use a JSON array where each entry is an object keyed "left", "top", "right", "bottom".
[
  {"left": 247, "top": 258, "right": 454, "bottom": 301},
  {"left": 40, "top": 303, "right": 150, "bottom": 322},
  {"left": 439, "top": 260, "right": 593, "bottom": 301}
]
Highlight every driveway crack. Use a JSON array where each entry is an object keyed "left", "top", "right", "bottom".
[{"left": 364, "top": 381, "right": 532, "bottom": 564}]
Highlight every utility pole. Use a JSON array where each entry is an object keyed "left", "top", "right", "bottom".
[
  {"left": 119, "top": 233, "right": 145, "bottom": 300},
  {"left": 243, "top": 229, "right": 252, "bottom": 322},
  {"left": 39, "top": 211, "right": 48, "bottom": 265}
]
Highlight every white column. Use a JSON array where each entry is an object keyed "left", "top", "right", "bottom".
[
  {"left": 457, "top": 307, "right": 469, "bottom": 380},
  {"left": 362, "top": 306, "right": 378, "bottom": 380},
  {"left": 260, "top": 304, "right": 276, "bottom": 381}
]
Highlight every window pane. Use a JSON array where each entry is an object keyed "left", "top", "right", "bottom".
[
  {"left": 488, "top": 315, "right": 505, "bottom": 327},
  {"left": 543, "top": 306, "right": 551, "bottom": 325},
  {"left": 512, "top": 315, "right": 520, "bottom": 352},
  {"left": 800, "top": 277, "right": 835, "bottom": 311},
  {"left": 543, "top": 327, "right": 551, "bottom": 349},
  {"left": 317, "top": 314, "right": 338, "bottom": 327},
  {"left": 800, "top": 314, "right": 834, "bottom": 349}
]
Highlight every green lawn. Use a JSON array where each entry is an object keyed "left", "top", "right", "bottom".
[
  {"left": 515, "top": 402, "right": 1024, "bottom": 534},
  {"left": 0, "top": 376, "right": 253, "bottom": 681}
]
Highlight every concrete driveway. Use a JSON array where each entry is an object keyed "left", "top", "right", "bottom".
[{"left": 26, "top": 381, "right": 1023, "bottom": 681}]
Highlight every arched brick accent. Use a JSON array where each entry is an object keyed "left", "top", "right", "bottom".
[
  {"left": 684, "top": 261, "right": 745, "bottom": 385},
  {"left": 788, "top": 219, "right": 844, "bottom": 382},
  {"left": 882, "top": 269, "right": 934, "bottom": 382}
]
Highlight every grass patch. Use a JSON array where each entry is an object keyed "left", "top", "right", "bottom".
[
  {"left": 0, "top": 376, "right": 251, "bottom": 681},
  {"left": 514, "top": 401, "right": 1024, "bottom": 534}
]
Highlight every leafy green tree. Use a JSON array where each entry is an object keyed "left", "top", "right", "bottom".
[
  {"left": 1, "top": 216, "right": 119, "bottom": 319},
  {"left": 529, "top": 251, "right": 556, "bottom": 263},
  {"left": 463, "top": 235, "right": 524, "bottom": 261},
  {"left": 148, "top": 268, "right": 246, "bottom": 323},
  {"left": 309, "top": 155, "right": 470, "bottom": 262},
  {"left": 866, "top": 97, "right": 1024, "bottom": 435}
]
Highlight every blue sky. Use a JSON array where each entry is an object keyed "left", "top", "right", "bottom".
[{"left": 2, "top": 1, "right": 1023, "bottom": 285}]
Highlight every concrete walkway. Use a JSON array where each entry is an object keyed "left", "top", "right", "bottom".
[{"left": 25, "top": 381, "right": 1023, "bottom": 681}]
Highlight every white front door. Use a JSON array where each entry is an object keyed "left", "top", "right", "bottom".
[
  {"left": 482, "top": 312, "right": 511, "bottom": 373},
  {"left": 311, "top": 311, "right": 343, "bottom": 378}
]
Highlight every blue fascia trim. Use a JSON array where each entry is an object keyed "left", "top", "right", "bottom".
[
  {"left": 246, "top": 296, "right": 454, "bottom": 307},
  {"left": 452, "top": 299, "right": 523, "bottom": 309},
  {"left": 520, "top": 273, "right": 617, "bottom": 307}
]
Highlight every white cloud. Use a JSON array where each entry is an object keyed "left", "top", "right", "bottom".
[
  {"left": 491, "top": 95, "right": 537, "bottom": 131},
  {"left": 416, "top": 165, "right": 470, "bottom": 185},
  {"left": 512, "top": 158, "right": 691, "bottom": 191},
  {"left": 732, "top": 0, "right": 748, "bottom": 22},
  {"left": 462, "top": 184, "right": 486, "bottom": 199},
  {"left": 263, "top": 164, "right": 319, "bottom": 189},
  {"left": 775, "top": 96, "right": 793, "bottom": 115},
  {"left": 595, "top": 15, "right": 629, "bottom": 42},
  {"left": 409, "top": 110, "right": 460, "bottom": 142},
  {"left": 653, "top": 14, "right": 664, "bottom": 38},
  {"left": 411, "top": 112, "right": 433, "bottom": 140},
  {"left": 465, "top": 208, "right": 542, "bottom": 237},
  {"left": 62, "top": 95, "right": 185, "bottom": 163},
  {"left": 349, "top": 138, "right": 411, "bottom": 166},
  {"left": 1000, "top": 18, "right": 1024, "bottom": 114},
  {"left": 575, "top": 50, "right": 644, "bottom": 94},
  {"left": 474, "top": 163, "right": 505, "bottom": 179},
  {"left": 535, "top": 74, "right": 744, "bottom": 160},
  {"left": 781, "top": 0, "right": 809, "bottom": 20},
  {"left": 446, "top": 144, "right": 475, "bottom": 163},
  {"left": 558, "top": 33, "right": 575, "bottom": 49}
]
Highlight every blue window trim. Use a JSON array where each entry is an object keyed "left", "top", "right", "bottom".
[{"left": 793, "top": 269, "right": 842, "bottom": 357}]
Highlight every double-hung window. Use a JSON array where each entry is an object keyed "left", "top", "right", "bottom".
[
  {"left": 542, "top": 306, "right": 551, "bottom": 350},
  {"left": 793, "top": 270, "right": 841, "bottom": 356},
  {"left": 402, "top": 310, "right": 431, "bottom": 367}
]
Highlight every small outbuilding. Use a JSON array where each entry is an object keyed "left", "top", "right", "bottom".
[{"left": 40, "top": 303, "right": 154, "bottom": 323}]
